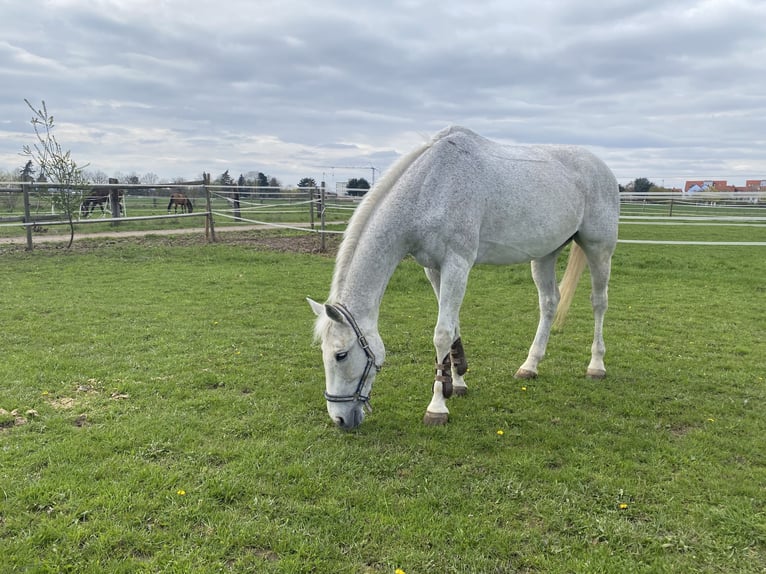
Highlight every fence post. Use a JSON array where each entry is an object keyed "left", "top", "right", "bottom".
[
  {"left": 233, "top": 187, "right": 241, "bottom": 222},
  {"left": 320, "top": 182, "right": 326, "bottom": 253},
  {"left": 309, "top": 186, "right": 316, "bottom": 230},
  {"left": 109, "top": 178, "right": 121, "bottom": 226},
  {"left": 669, "top": 198, "right": 674, "bottom": 217},
  {"left": 203, "top": 172, "right": 216, "bottom": 242},
  {"left": 22, "top": 183, "right": 33, "bottom": 251}
]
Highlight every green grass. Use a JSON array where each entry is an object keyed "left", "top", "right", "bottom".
[{"left": 0, "top": 230, "right": 764, "bottom": 573}]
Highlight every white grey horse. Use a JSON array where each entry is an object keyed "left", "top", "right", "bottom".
[{"left": 308, "top": 126, "right": 619, "bottom": 430}]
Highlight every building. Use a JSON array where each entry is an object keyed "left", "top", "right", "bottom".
[
  {"left": 684, "top": 179, "right": 766, "bottom": 193},
  {"left": 744, "top": 180, "right": 766, "bottom": 191},
  {"left": 684, "top": 180, "right": 731, "bottom": 193}
]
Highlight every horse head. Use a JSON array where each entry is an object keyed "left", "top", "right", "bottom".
[{"left": 308, "top": 299, "right": 385, "bottom": 430}]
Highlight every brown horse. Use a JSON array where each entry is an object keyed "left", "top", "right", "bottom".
[{"left": 167, "top": 192, "right": 193, "bottom": 213}]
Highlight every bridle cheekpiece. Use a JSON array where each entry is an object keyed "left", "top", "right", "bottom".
[{"left": 323, "top": 303, "right": 381, "bottom": 412}]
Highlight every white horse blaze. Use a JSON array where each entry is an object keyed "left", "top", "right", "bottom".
[{"left": 310, "top": 126, "right": 619, "bottom": 429}]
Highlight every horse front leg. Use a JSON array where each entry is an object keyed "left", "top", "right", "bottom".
[
  {"left": 423, "top": 260, "right": 470, "bottom": 426},
  {"left": 424, "top": 268, "right": 469, "bottom": 396},
  {"left": 515, "top": 254, "right": 560, "bottom": 379}
]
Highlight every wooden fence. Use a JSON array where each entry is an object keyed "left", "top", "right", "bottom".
[
  {"left": 0, "top": 175, "right": 367, "bottom": 251},
  {"left": 3, "top": 185, "right": 764, "bottom": 250}
]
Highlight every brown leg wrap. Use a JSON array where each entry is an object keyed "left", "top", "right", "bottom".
[
  {"left": 450, "top": 337, "right": 468, "bottom": 376},
  {"left": 435, "top": 353, "right": 453, "bottom": 399}
]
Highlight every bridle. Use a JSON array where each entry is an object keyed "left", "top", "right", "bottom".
[{"left": 323, "top": 303, "right": 381, "bottom": 412}]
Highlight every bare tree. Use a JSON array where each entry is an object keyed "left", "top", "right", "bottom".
[
  {"left": 84, "top": 170, "right": 110, "bottom": 184},
  {"left": 21, "top": 99, "right": 88, "bottom": 248},
  {"left": 141, "top": 172, "right": 159, "bottom": 185}
]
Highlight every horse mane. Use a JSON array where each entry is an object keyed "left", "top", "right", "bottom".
[{"left": 327, "top": 128, "right": 458, "bottom": 304}]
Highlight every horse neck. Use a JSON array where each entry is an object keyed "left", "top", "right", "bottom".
[{"left": 330, "top": 220, "right": 408, "bottom": 330}]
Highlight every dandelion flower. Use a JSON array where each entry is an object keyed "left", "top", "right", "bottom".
[
  {"left": 496, "top": 430, "right": 504, "bottom": 436},
  {"left": 618, "top": 503, "right": 628, "bottom": 510},
  {"left": 521, "top": 386, "right": 527, "bottom": 392},
  {"left": 177, "top": 490, "right": 186, "bottom": 496},
  {"left": 395, "top": 569, "right": 406, "bottom": 574}
]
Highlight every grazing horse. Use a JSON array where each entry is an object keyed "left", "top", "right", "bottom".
[
  {"left": 308, "top": 126, "right": 619, "bottom": 430},
  {"left": 80, "top": 187, "right": 123, "bottom": 218},
  {"left": 80, "top": 189, "right": 108, "bottom": 217},
  {"left": 167, "top": 192, "right": 193, "bottom": 213}
]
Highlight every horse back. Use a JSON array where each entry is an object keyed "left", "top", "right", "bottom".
[{"left": 391, "top": 127, "right": 619, "bottom": 265}]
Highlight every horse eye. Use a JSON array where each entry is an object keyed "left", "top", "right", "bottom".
[{"left": 335, "top": 351, "right": 349, "bottom": 362}]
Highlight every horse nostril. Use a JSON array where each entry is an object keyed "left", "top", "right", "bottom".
[{"left": 334, "top": 416, "right": 345, "bottom": 427}]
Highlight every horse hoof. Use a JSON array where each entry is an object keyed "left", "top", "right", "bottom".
[
  {"left": 423, "top": 411, "right": 449, "bottom": 425},
  {"left": 452, "top": 385, "right": 468, "bottom": 397},
  {"left": 514, "top": 368, "right": 538, "bottom": 380},
  {"left": 586, "top": 369, "right": 606, "bottom": 380}
]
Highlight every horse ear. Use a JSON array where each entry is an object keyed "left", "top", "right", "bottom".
[
  {"left": 324, "top": 304, "right": 346, "bottom": 324},
  {"left": 306, "top": 298, "right": 346, "bottom": 325},
  {"left": 307, "top": 298, "right": 324, "bottom": 317}
]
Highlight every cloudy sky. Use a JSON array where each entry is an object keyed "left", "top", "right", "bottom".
[{"left": 1, "top": 0, "right": 765, "bottom": 189}]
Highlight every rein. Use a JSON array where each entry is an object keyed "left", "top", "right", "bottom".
[{"left": 323, "top": 303, "right": 381, "bottom": 412}]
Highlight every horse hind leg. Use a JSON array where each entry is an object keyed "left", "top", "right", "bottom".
[
  {"left": 582, "top": 246, "right": 613, "bottom": 379},
  {"left": 515, "top": 253, "right": 560, "bottom": 379}
]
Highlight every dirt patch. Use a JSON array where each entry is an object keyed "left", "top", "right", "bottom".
[
  {"left": 50, "top": 397, "right": 77, "bottom": 410},
  {"left": 0, "top": 408, "right": 37, "bottom": 429},
  {"left": 217, "top": 230, "right": 342, "bottom": 255},
  {"left": 0, "top": 227, "right": 342, "bottom": 256}
]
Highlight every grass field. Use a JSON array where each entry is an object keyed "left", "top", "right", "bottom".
[{"left": 1, "top": 226, "right": 764, "bottom": 573}]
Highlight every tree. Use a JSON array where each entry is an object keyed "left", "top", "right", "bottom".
[
  {"left": 633, "top": 177, "right": 654, "bottom": 194},
  {"left": 256, "top": 172, "right": 269, "bottom": 187},
  {"left": 21, "top": 99, "right": 88, "bottom": 248},
  {"left": 347, "top": 177, "right": 371, "bottom": 197},
  {"left": 84, "top": 170, "right": 109, "bottom": 184},
  {"left": 20, "top": 160, "right": 35, "bottom": 182},
  {"left": 218, "top": 170, "right": 234, "bottom": 186},
  {"left": 298, "top": 177, "right": 317, "bottom": 188},
  {"left": 141, "top": 172, "right": 159, "bottom": 185},
  {"left": 2, "top": 168, "right": 20, "bottom": 211}
]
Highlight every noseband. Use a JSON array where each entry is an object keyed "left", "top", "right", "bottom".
[{"left": 323, "top": 303, "right": 381, "bottom": 412}]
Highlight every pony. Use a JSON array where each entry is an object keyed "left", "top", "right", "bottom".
[
  {"left": 167, "top": 192, "right": 193, "bottom": 213},
  {"left": 308, "top": 126, "right": 619, "bottom": 430}
]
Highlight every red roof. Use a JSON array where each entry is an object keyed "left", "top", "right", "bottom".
[{"left": 684, "top": 180, "right": 729, "bottom": 192}]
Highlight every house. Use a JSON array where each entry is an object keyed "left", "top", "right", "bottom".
[
  {"left": 684, "top": 180, "right": 731, "bottom": 192},
  {"left": 744, "top": 180, "right": 766, "bottom": 191},
  {"left": 683, "top": 179, "right": 766, "bottom": 192}
]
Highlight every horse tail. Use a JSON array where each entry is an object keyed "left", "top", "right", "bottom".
[
  {"left": 187, "top": 198, "right": 193, "bottom": 213},
  {"left": 167, "top": 197, "right": 173, "bottom": 211},
  {"left": 553, "top": 243, "right": 587, "bottom": 330}
]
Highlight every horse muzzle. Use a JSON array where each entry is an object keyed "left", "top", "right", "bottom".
[{"left": 327, "top": 403, "right": 365, "bottom": 430}]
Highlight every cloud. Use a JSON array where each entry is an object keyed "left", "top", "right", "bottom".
[{"left": 1, "top": 0, "right": 765, "bottom": 188}]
